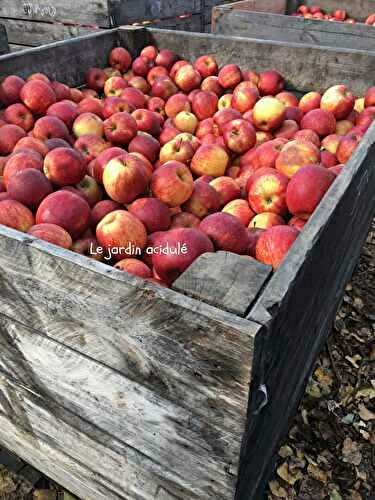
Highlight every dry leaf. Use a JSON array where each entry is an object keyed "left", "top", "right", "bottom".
[
  {"left": 315, "top": 367, "right": 333, "bottom": 389},
  {"left": 307, "top": 463, "right": 328, "bottom": 483},
  {"left": 356, "top": 387, "right": 375, "bottom": 399},
  {"left": 277, "top": 462, "right": 303, "bottom": 486},
  {"left": 342, "top": 437, "right": 362, "bottom": 466},
  {"left": 269, "top": 480, "right": 288, "bottom": 498},
  {"left": 345, "top": 355, "right": 362, "bottom": 369},
  {"left": 358, "top": 403, "right": 375, "bottom": 421},
  {"left": 278, "top": 445, "right": 293, "bottom": 458}
]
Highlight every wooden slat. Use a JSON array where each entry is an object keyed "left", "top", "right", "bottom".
[
  {"left": 1, "top": 18, "right": 99, "bottom": 47},
  {"left": 118, "top": 27, "right": 375, "bottom": 94},
  {"left": 173, "top": 251, "right": 272, "bottom": 316},
  {"left": 0, "top": 23, "right": 9, "bottom": 55},
  {"left": 212, "top": 8, "right": 375, "bottom": 51},
  {"left": 9, "top": 43, "right": 32, "bottom": 52},
  {"left": 238, "top": 123, "right": 375, "bottom": 500},
  {"left": 0, "top": 312, "right": 253, "bottom": 499}
]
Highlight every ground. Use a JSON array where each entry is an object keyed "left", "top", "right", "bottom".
[{"left": 0, "top": 227, "right": 374, "bottom": 500}]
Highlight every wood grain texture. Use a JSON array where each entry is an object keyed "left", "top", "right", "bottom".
[
  {"left": 212, "top": 8, "right": 375, "bottom": 51},
  {"left": 0, "top": 24, "right": 9, "bottom": 55},
  {"left": 0, "top": 312, "right": 253, "bottom": 499},
  {"left": 111, "top": 0, "right": 203, "bottom": 25},
  {"left": 173, "top": 251, "right": 272, "bottom": 316},
  {"left": 0, "top": 19, "right": 99, "bottom": 47},
  {"left": 118, "top": 27, "right": 375, "bottom": 94},
  {"left": 239, "top": 122, "right": 375, "bottom": 500}
]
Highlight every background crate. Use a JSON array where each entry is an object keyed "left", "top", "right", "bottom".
[
  {"left": 212, "top": 0, "right": 375, "bottom": 51},
  {"left": 0, "top": 24, "right": 9, "bottom": 55},
  {"left": 0, "top": 27, "right": 375, "bottom": 500}
]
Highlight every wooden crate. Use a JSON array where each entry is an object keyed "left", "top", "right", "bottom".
[
  {"left": 212, "top": 0, "right": 375, "bottom": 51},
  {"left": 1, "top": 27, "right": 375, "bottom": 500},
  {"left": 0, "top": 24, "right": 9, "bottom": 55}
]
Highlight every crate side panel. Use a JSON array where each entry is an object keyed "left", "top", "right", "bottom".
[
  {"left": 0, "top": 24, "right": 9, "bottom": 54},
  {"left": 0, "top": 30, "right": 117, "bottom": 85},
  {"left": 240, "top": 123, "right": 375, "bottom": 500}
]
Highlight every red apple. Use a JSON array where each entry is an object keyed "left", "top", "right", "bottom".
[
  {"left": 191, "top": 143, "right": 229, "bottom": 178},
  {"left": 256, "top": 225, "right": 299, "bottom": 269},
  {"left": 0, "top": 199, "right": 34, "bottom": 232},
  {"left": 209, "top": 176, "right": 241, "bottom": 206},
  {"left": 321, "top": 150, "right": 338, "bottom": 168},
  {"left": 33, "top": 116, "right": 69, "bottom": 141},
  {"left": 103, "top": 153, "right": 149, "bottom": 203},
  {"left": 200, "top": 212, "right": 249, "bottom": 254},
  {"left": 132, "top": 108, "right": 161, "bottom": 136},
  {"left": 171, "top": 211, "right": 200, "bottom": 229},
  {"left": 28, "top": 223, "right": 72, "bottom": 249},
  {"left": 147, "top": 66, "right": 169, "bottom": 85},
  {"left": 252, "top": 97, "right": 286, "bottom": 131},
  {"left": 75, "top": 175, "right": 103, "bottom": 207},
  {"left": 91, "top": 199, "right": 122, "bottom": 227},
  {"left": 121, "top": 87, "right": 146, "bottom": 109},
  {"left": 50, "top": 80, "right": 70, "bottom": 101},
  {"left": 192, "top": 91, "right": 218, "bottom": 120},
  {"left": 147, "top": 96, "right": 166, "bottom": 116},
  {"left": 247, "top": 228, "right": 264, "bottom": 257},
  {"left": 103, "top": 76, "right": 128, "bottom": 97},
  {"left": 194, "top": 55, "right": 218, "bottom": 78},
  {"left": 222, "top": 199, "right": 255, "bottom": 226},
  {"left": 286, "top": 164, "right": 336, "bottom": 218},
  {"left": 103, "top": 112, "right": 137, "bottom": 145},
  {"left": 288, "top": 216, "right": 307, "bottom": 231},
  {"left": 3, "top": 150, "right": 43, "bottom": 188},
  {"left": 275, "top": 139, "right": 321, "bottom": 178},
  {"left": 320, "top": 84, "right": 355, "bottom": 119},
  {"left": 181, "top": 180, "right": 220, "bottom": 219},
  {"left": 336, "top": 132, "right": 363, "bottom": 164},
  {"left": 285, "top": 106, "right": 303, "bottom": 124},
  {"left": 4, "top": 103, "right": 34, "bottom": 131},
  {"left": 47, "top": 100, "right": 79, "bottom": 129},
  {"left": 299, "top": 91, "right": 321, "bottom": 114},
  {"left": 249, "top": 212, "right": 285, "bottom": 229},
  {"left": 85, "top": 67, "right": 107, "bottom": 91},
  {"left": 218, "top": 64, "right": 242, "bottom": 89},
  {"left": 132, "top": 56, "right": 154, "bottom": 77},
  {"left": 274, "top": 119, "right": 299, "bottom": 140},
  {"left": 14, "top": 137, "right": 49, "bottom": 157},
  {"left": 201, "top": 76, "right": 224, "bottom": 96},
  {"left": 175, "top": 65, "right": 202, "bottom": 93},
  {"left": 141, "top": 45, "right": 158, "bottom": 61},
  {"left": 77, "top": 97, "right": 104, "bottom": 117},
  {"left": 214, "top": 108, "right": 242, "bottom": 132},
  {"left": 73, "top": 112, "right": 104, "bottom": 138},
  {"left": 300, "top": 108, "right": 336, "bottom": 136},
  {"left": 155, "top": 49, "right": 178, "bottom": 70},
  {"left": 223, "top": 118, "right": 256, "bottom": 154},
  {"left": 247, "top": 167, "right": 289, "bottom": 215},
  {"left": 74, "top": 135, "right": 109, "bottom": 163},
  {"left": 0, "top": 124, "right": 26, "bottom": 154},
  {"left": 115, "top": 258, "right": 151, "bottom": 279},
  {"left": 0, "top": 75, "right": 25, "bottom": 105},
  {"left": 294, "top": 129, "right": 321, "bottom": 147},
  {"left": 109, "top": 47, "right": 132, "bottom": 72},
  {"left": 151, "top": 160, "right": 193, "bottom": 207},
  {"left": 159, "top": 125, "right": 179, "bottom": 145},
  {"left": 129, "top": 197, "right": 171, "bottom": 233},
  {"left": 44, "top": 147, "right": 86, "bottom": 186},
  {"left": 102, "top": 96, "right": 134, "bottom": 119},
  {"left": 276, "top": 91, "right": 299, "bottom": 108},
  {"left": 7, "top": 168, "right": 53, "bottom": 208},
  {"left": 232, "top": 84, "right": 259, "bottom": 113},
  {"left": 258, "top": 70, "right": 285, "bottom": 96},
  {"left": 20, "top": 79, "right": 56, "bottom": 114}
]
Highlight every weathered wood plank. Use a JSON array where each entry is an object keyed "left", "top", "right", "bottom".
[
  {"left": 173, "top": 251, "right": 272, "bottom": 316},
  {"left": 0, "top": 30, "right": 117, "bottom": 86},
  {"left": 0, "top": 24, "right": 9, "bottom": 55},
  {"left": 1, "top": 18, "right": 99, "bottom": 47},
  {"left": 239, "top": 122, "right": 375, "bottom": 500},
  {"left": 212, "top": 8, "right": 375, "bottom": 51},
  {"left": 117, "top": 27, "right": 375, "bottom": 94},
  {"left": 0, "top": 313, "right": 251, "bottom": 498},
  {"left": 9, "top": 43, "right": 32, "bottom": 52}
]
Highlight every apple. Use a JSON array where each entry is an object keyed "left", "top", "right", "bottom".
[
  {"left": 242, "top": 70, "right": 260, "bottom": 86},
  {"left": 74, "top": 135, "right": 109, "bottom": 163},
  {"left": 333, "top": 9, "right": 346, "bottom": 21},
  {"left": 0, "top": 199, "right": 34, "bottom": 232},
  {"left": 364, "top": 87, "right": 375, "bottom": 108},
  {"left": 321, "top": 150, "right": 338, "bottom": 168},
  {"left": 36, "top": 190, "right": 90, "bottom": 239},
  {"left": 199, "top": 212, "right": 249, "bottom": 254},
  {"left": 151, "top": 161, "right": 193, "bottom": 207},
  {"left": 258, "top": 70, "right": 285, "bottom": 96},
  {"left": 276, "top": 91, "right": 299, "bottom": 108},
  {"left": 236, "top": 163, "right": 256, "bottom": 192},
  {"left": 147, "top": 96, "right": 165, "bottom": 116},
  {"left": 7, "top": 169, "right": 53, "bottom": 208},
  {"left": 50, "top": 81, "right": 70, "bottom": 101},
  {"left": 73, "top": 113, "right": 104, "bottom": 138},
  {"left": 129, "top": 76, "right": 150, "bottom": 95},
  {"left": 181, "top": 180, "right": 220, "bottom": 218},
  {"left": 121, "top": 87, "right": 146, "bottom": 109},
  {"left": 170, "top": 60, "right": 189, "bottom": 80},
  {"left": 356, "top": 107, "right": 375, "bottom": 129},
  {"left": 218, "top": 94, "right": 233, "bottom": 110},
  {"left": 102, "top": 96, "right": 134, "bottom": 119},
  {"left": 171, "top": 211, "right": 200, "bottom": 229},
  {"left": 75, "top": 175, "right": 103, "bottom": 207},
  {"left": 28, "top": 223, "right": 72, "bottom": 249},
  {"left": 214, "top": 108, "right": 242, "bottom": 132},
  {"left": 0, "top": 75, "right": 25, "bottom": 105},
  {"left": 335, "top": 119, "right": 353, "bottom": 136},
  {"left": 329, "top": 165, "right": 344, "bottom": 175},
  {"left": 44, "top": 147, "right": 86, "bottom": 186},
  {"left": 132, "top": 56, "right": 154, "bottom": 77},
  {"left": 194, "top": 55, "right": 218, "bottom": 78},
  {"left": 81, "top": 89, "right": 98, "bottom": 98},
  {"left": 165, "top": 93, "right": 190, "bottom": 118},
  {"left": 275, "top": 139, "right": 321, "bottom": 178},
  {"left": 115, "top": 258, "right": 152, "bottom": 278},
  {"left": 209, "top": 176, "right": 241, "bottom": 206},
  {"left": 159, "top": 135, "right": 195, "bottom": 164},
  {"left": 300, "top": 109, "right": 336, "bottom": 136},
  {"left": 336, "top": 132, "right": 363, "bottom": 163},
  {"left": 288, "top": 216, "right": 307, "bottom": 231},
  {"left": 201, "top": 76, "right": 224, "bottom": 96},
  {"left": 3, "top": 150, "right": 43, "bottom": 188},
  {"left": 222, "top": 118, "right": 256, "bottom": 154},
  {"left": 71, "top": 236, "right": 103, "bottom": 261},
  {"left": 152, "top": 227, "right": 214, "bottom": 284},
  {"left": 103, "top": 153, "right": 149, "bottom": 203},
  {"left": 14, "top": 137, "right": 49, "bottom": 157},
  {"left": 365, "top": 14, "right": 375, "bottom": 25},
  {"left": 192, "top": 91, "right": 218, "bottom": 120},
  {"left": 47, "top": 101, "right": 79, "bottom": 129},
  {"left": 92, "top": 147, "right": 124, "bottom": 183},
  {"left": 249, "top": 212, "right": 285, "bottom": 229},
  {"left": 256, "top": 225, "right": 299, "bottom": 269},
  {"left": 104, "top": 67, "right": 122, "bottom": 78},
  {"left": 0, "top": 124, "right": 26, "bottom": 154},
  {"left": 141, "top": 45, "right": 158, "bottom": 61},
  {"left": 294, "top": 129, "right": 320, "bottom": 147},
  {"left": 173, "top": 111, "right": 198, "bottom": 134},
  {"left": 33, "top": 116, "right": 70, "bottom": 141},
  {"left": 128, "top": 132, "right": 160, "bottom": 163},
  {"left": 320, "top": 85, "right": 355, "bottom": 119},
  {"left": 299, "top": 91, "right": 321, "bottom": 114},
  {"left": 246, "top": 228, "right": 264, "bottom": 257},
  {"left": 217, "top": 64, "right": 242, "bottom": 89},
  {"left": 4, "top": 103, "right": 34, "bottom": 132},
  {"left": 274, "top": 119, "right": 299, "bottom": 140},
  {"left": 77, "top": 97, "right": 104, "bottom": 117},
  {"left": 70, "top": 88, "right": 83, "bottom": 103},
  {"left": 159, "top": 125, "right": 179, "bottom": 145},
  {"left": 191, "top": 143, "right": 229, "bottom": 178},
  {"left": 252, "top": 97, "right": 286, "bottom": 131},
  {"left": 297, "top": 5, "right": 309, "bottom": 14},
  {"left": 155, "top": 49, "right": 178, "bottom": 70},
  {"left": 91, "top": 199, "right": 122, "bottom": 227},
  {"left": 129, "top": 197, "right": 171, "bottom": 233},
  {"left": 147, "top": 66, "right": 169, "bottom": 86},
  {"left": 247, "top": 167, "right": 289, "bottom": 216},
  {"left": 20, "top": 80, "right": 56, "bottom": 114},
  {"left": 96, "top": 209, "right": 147, "bottom": 261},
  {"left": 285, "top": 106, "right": 303, "bottom": 124},
  {"left": 222, "top": 199, "right": 254, "bottom": 226},
  {"left": 232, "top": 85, "right": 259, "bottom": 113},
  {"left": 85, "top": 67, "right": 107, "bottom": 91},
  {"left": 103, "top": 76, "right": 128, "bottom": 97},
  {"left": 109, "top": 47, "right": 132, "bottom": 72},
  {"left": 132, "top": 108, "right": 161, "bottom": 136},
  {"left": 286, "top": 164, "right": 336, "bottom": 218},
  {"left": 174, "top": 65, "right": 202, "bottom": 93},
  {"left": 195, "top": 118, "right": 219, "bottom": 140},
  {"left": 321, "top": 134, "right": 340, "bottom": 154},
  {"left": 103, "top": 112, "right": 137, "bottom": 145},
  {"left": 174, "top": 132, "right": 200, "bottom": 152}
]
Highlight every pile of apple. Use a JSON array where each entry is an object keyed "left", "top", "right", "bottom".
[
  {"left": 293, "top": 5, "right": 375, "bottom": 25},
  {"left": 0, "top": 45, "right": 374, "bottom": 287}
]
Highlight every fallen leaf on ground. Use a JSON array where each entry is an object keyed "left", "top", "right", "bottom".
[{"left": 342, "top": 437, "right": 362, "bottom": 466}]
